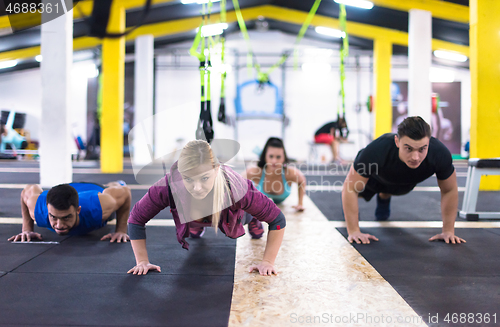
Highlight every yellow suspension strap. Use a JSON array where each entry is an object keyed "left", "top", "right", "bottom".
[
  {"left": 338, "top": 3, "right": 349, "bottom": 138},
  {"left": 259, "top": 0, "right": 322, "bottom": 84},
  {"left": 293, "top": 0, "right": 322, "bottom": 69},
  {"left": 190, "top": 2, "right": 215, "bottom": 143},
  {"left": 231, "top": 0, "right": 254, "bottom": 76},
  {"left": 232, "top": 0, "right": 322, "bottom": 86},
  {"left": 217, "top": 0, "right": 229, "bottom": 124}
]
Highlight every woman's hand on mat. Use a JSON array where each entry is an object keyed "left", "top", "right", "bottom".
[
  {"left": 348, "top": 231, "right": 379, "bottom": 244},
  {"left": 128, "top": 261, "right": 161, "bottom": 275},
  {"left": 101, "top": 232, "right": 130, "bottom": 243},
  {"left": 8, "top": 231, "right": 43, "bottom": 242},
  {"left": 429, "top": 232, "right": 466, "bottom": 244},
  {"left": 248, "top": 260, "right": 277, "bottom": 276},
  {"left": 292, "top": 204, "right": 305, "bottom": 212}
]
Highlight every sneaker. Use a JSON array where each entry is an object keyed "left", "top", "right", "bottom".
[
  {"left": 375, "top": 194, "right": 391, "bottom": 221},
  {"left": 248, "top": 218, "right": 264, "bottom": 239},
  {"left": 189, "top": 226, "right": 205, "bottom": 238}
]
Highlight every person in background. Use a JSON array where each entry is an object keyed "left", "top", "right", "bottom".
[
  {"left": 244, "top": 137, "right": 306, "bottom": 239},
  {"left": 314, "top": 117, "right": 348, "bottom": 164}
]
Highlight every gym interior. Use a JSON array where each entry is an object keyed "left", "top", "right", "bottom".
[{"left": 1, "top": 0, "right": 499, "bottom": 326}]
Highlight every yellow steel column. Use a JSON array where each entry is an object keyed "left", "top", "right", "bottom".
[
  {"left": 373, "top": 38, "right": 392, "bottom": 139},
  {"left": 101, "top": 3, "right": 125, "bottom": 173},
  {"left": 470, "top": 0, "right": 500, "bottom": 190}
]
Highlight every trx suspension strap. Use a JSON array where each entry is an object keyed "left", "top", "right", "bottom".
[
  {"left": 190, "top": 2, "right": 214, "bottom": 143},
  {"left": 217, "top": 0, "right": 229, "bottom": 125},
  {"left": 232, "top": 0, "right": 322, "bottom": 85},
  {"left": 338, "top": 3, "right": 349, "bottom": 138},
  {"left": 293, "top": 0, "right": 323, "bottom": 69}
]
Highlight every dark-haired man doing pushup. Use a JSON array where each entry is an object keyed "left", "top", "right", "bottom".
[
  {"left": 8, "top": 182, "right": 131, "bottom": 243},
  {"left": 342, "top": 116, "right": 465, "bottom": 245}
]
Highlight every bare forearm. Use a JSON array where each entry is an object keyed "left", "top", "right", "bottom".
[
  {"left": 342, "top": 188, "right": 361, "bottom": 234},
  {"left": 262, "top": 228, "right": 285, "bottom": 265},
  {"left": 115, "top": 209, "right": 130, "bottom": 234},
  {"left": 20, "top": 191, "right": 34, "bottom": 232},
  {"left": 115, "top": 196, "right": 131, "bottom": 234},
  {"left": 131, "top": 239, "right": 150, "bottom": 264},
  {"left": 298, "top": 183, "right": 305, "bottom": 206},
  {"left": 441, "top": 189, "right": 458, "bottom": 233}
]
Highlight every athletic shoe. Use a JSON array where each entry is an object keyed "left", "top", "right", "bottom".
[
  {"left": 248, "top": 218, "right": 264, "bottom": 239},
  {"left": 189, "top": 226, "right": 205, "bottom": 238},
  {"left": 375, "top": 194, "right": 391, "bottom": 221}
]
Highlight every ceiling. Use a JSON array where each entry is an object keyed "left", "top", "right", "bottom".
[{"left": 0, "top": 0, "right": 470, "bottom": 73}]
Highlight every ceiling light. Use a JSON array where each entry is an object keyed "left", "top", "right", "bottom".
[
  {"left": 315, "top": 26, "right": 345, "bottom": 38},
  {"left": 334, "top": 0, "right": 374, "bottom": 10},
  {"left": 35, "top": 55, "right": 43, "bottom": 62},
  {"left": 181, "top": 0, "right": 220, "bottom": 4},
  {"left": 433, "top": 50, "right": 468, "bottom": 62},
  {"left": 429, "top": 67, "right": 455, "bottom": 83},
  {"left": 196, "top": 23, "right": 228, "bottom": 37},
  {"left": 0, "top": 60, "right": 18, "bottom": 69}
]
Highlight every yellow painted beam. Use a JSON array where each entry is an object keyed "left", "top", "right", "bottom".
[
  {"left": 371, "top": 0, "right": 469, "bottom": 24},
  {"left": 469, "top": 0, "right": 500, "bottom": 190},
  {"left": 259, "top": 5, "right": 469, "bottom": 56},
  {"left": 1, "top": 0, "right": 470, "bottom": 31},
  {"left": 0, "top": 0, "right": 176, "bottom": 30},
  {"left": 0, "top": 46, "right": 41, "bottom": 62},
  {"left": 0, "top": 16, "right": 9, "bottom": 29},
  {"left": 373, "top": 38, "right": 392, "bottom": 139},
  {"left": 0, "top": 4, "right": 470, "bottom": 62},
  {"left": 100, "top": 3, "right": 125, "bottom": 173}
]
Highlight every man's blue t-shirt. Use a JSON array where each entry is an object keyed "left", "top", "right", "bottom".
[{"left": 34, "top": 183, "right": 107, "bottom": 235}]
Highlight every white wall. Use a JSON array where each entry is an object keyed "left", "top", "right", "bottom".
[
  {"left": 0, "top": 63, "right": 92, "bottom": 151},
  {"left": 154, "top": 31, "right": 376, "bottom": 162},
  {"left": 0, "top": 68, "right": 42, "bottom": 141}
]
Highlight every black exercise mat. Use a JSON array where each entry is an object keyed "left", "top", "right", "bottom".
[
  {"left": 15, "top": 226, "right": 236, "bottom": 276},
  {"left": 0, "top": 172, "right": 40, "bottom": 184},
  {"left": 310, "top": 188, "right": 500, "bottom": 221},
  {"left": 0, "top": 273, "right": 234, "bottom": 327},
  {"left": 337, "top": 227, "right": 500, "bottom": 327},
  {"left": 0, "top": 224, "right": 69, "bottom": 272},
  {"left": 0, "top": 225, "right": 236, "bottom": 327}
]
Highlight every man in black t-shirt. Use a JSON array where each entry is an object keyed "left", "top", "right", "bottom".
[{"left": 341, "top": 116, "right": 465, "bottom": 245}]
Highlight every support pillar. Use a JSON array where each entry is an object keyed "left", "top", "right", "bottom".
[
  {"left": 40, "top": 0, "right": 73, "bottom": 187},
  {"left": 101, "top": 3, "right": 125, "bottom": 173},
  {"left": 373, "top": 38, "right": 392, "bottom": 139},
  {"left": 408, "top": 9, "right": 432, "bottom": 125},
  {"left": 470, "top": 0, "right": 500, "bottom": 190},
  {"left": 132, "top": 35, "right": 155, "bottom": 166}
]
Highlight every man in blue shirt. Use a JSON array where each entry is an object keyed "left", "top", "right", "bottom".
[{"left": 8, "top": 182, "right": 131, "bottom": 242}]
